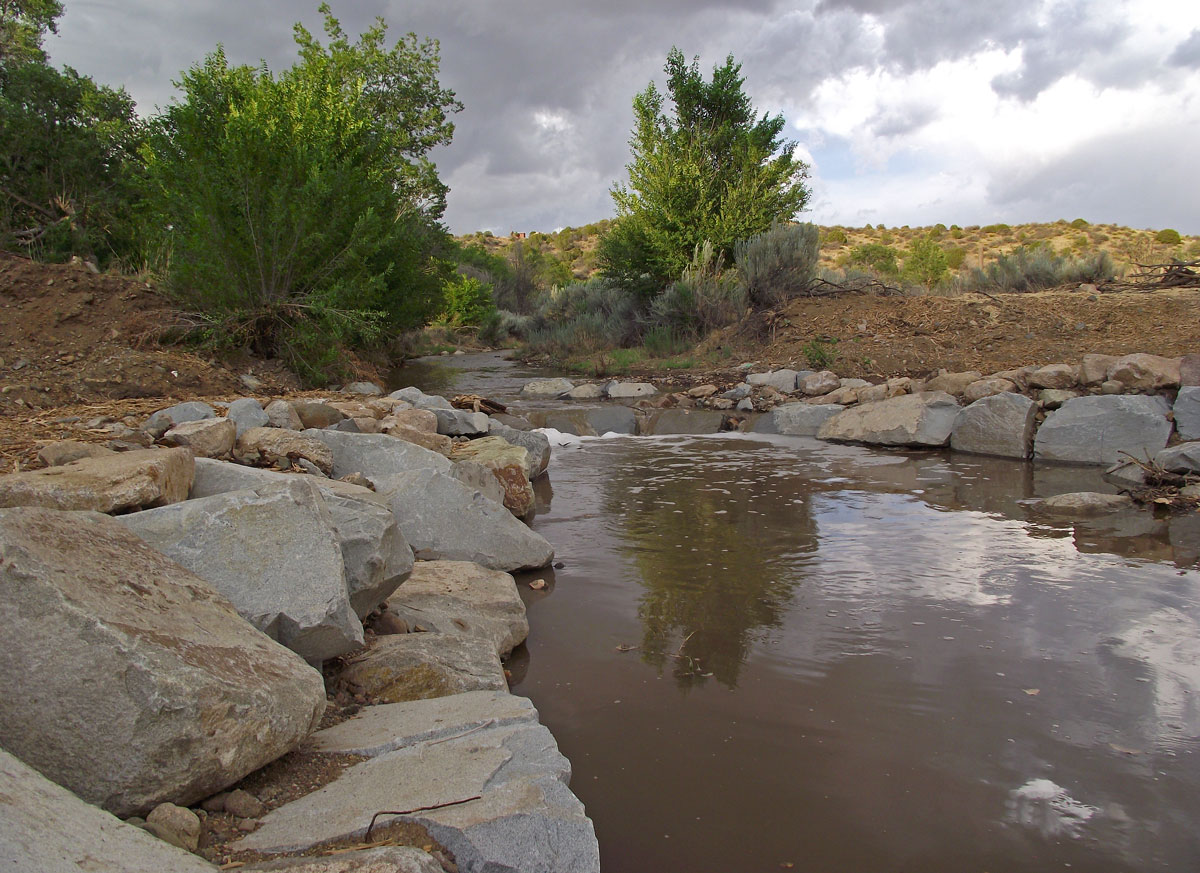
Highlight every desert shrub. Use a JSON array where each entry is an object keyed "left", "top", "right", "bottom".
[
  {"left": 439, "top": 274, "right": 495, "bottom": 327},
  {"left": 524, "top": 278, "right": 640, "bottom": 356},
  {"left": 803, "top": 338, "right": 837, "bottom": 369},
  {"left": 846, "top": 242, "right": 900, "bottom": 276},
  {"left": 648, "top": 240, "right": 746, "bottom": 333},
  {"left": 642, "top": 325, "right": 694, "bottom": 358},
  {"left": 1070, "top": 218, "right": 1090, "bottom": 228},
  {"left": 958, "top": 246, "right": 1117, "bottom": 293},
  {"left": 1156, "top": 228, "right": 1182, "bottom": 245},
  {"left": 902, "top": 238, "right": 949, "bottom": 288},
  {"left": 477, "top": 309, "right": 533, "bottom": 346},
  {"left": 982, "top": 223, "right": 1011, "bottom": 234},
  {"left": 821, "top": 227, "right": 848, "bottom": 247},
  {"left": 735, "top": 221, "right": 819, "bottom": 307},
  {"left": 944, "top": 247, "right": 967, "bottom": 269}
]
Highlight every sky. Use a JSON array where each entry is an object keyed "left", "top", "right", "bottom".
[{"left": 47, "top": 0, "right": 1200, "bottom": 236}]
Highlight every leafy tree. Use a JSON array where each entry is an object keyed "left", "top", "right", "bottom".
[
  {"left": 902, "top": 238, "right": 949, "bottom": 288},
  {"left": 600, "top": 48, "right": 810, "bottom": 298},
  {"left": 141, "top": 6, "right": 461, "bottom": 383},
  {"left": 1, "top": 1, "right": 143, "bottom": 263},
  {"left": 845, "top": 242, "right": 900, "bottom": 276}
]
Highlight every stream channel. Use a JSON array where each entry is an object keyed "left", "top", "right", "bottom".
[{"left": 397, "top": 352, "right": 1200, "bottom": 872}]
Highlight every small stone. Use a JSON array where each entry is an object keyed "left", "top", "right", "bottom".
[
  {"left": 145, "top": 802, "right": 201, "bottom": 852},
  {"left": 265, "top": 399, "right": 303, "bottom": 430},
  {"left": 1100, "top": 380, "right": 1124, "bottom": 395},
  {"left": 224, "top": 789, "right": 267, "bottom": 819},
  {"left": 200, "top": 792, "right": 230, "bottom": 813},
  {"left": 339, "top": 472, "right": 373, "bottom": 489},
  {"left": 36, "top": 440, "right": 115, "bottom": 467},
  {"left": 687, "top": 384, "right": 720, "bottom": 398},
  {"left": 529, "top": 579, "right": 547, "bottom": 591}
]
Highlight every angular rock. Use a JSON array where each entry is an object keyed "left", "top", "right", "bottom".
[
  {"left": 336, "top": 633, "right": 506, "bottom": 702},
  {"left": 291, "top": 399, "right": 346, "bottom": 429},
  {"left": 237, "top": 427, "right": 334, "bottom": 475},
  {"left": 566, "top": 383, "right": 606, "bottom": 400},
  {"left": 1107, "top": 353, "right": 1181, "bottom": 389},
  {"left": 489, "top": 421, "right": 551, "bottom": 477},
  {"left": 265, "top": 399, "right": 304, "bottom": 431},
  {"left": 0, "top": 508, "right": 325, "bottom": 816},
  {"left": 1181, "top": 354, "right": 1200, "bottom": 387},
  {"left": 963, "top": 377, "right": 1017, "bottom": 403},
  {"left": 373, "top": 469, "right": 554, "bottom": 571},
  {"left": 1040, "top": 388, "right": 1081, "bottom": 409},
  {"left": 450, "top": 460, "right": 509, "bottom": 507},
  {"left": 687, "top": 384, "right": 720, "bottom": 398},
  {"left": 241, "top": 846, "right": 442, "bottom": 872},
  {"left": 1100, "top": 379, "right": 1125, "bottom": 395},
  {"left": 190, "top": 460, "right": 413, "bottom": 618},
  {"left": 1175, "top": 386, "right": 1200, "bottom": 440},
  {"left": 433, "top": 407, "right": 490, "bottom": 436},
  {"left": 1028, "top": 364, "right": 1078, "bottom": 390},
  {"left": 303, "top": 429, "right": 452, "bottom": 479},
  {"left": 0, "top": 446, "right": 193, "bottom": 513},
  {"left": 120, "top": 479, "right": 363, "bottom": 662},
  {"left": 723, "top": 383, "right": 752, "bottom": 400},
  {"left": 1034, "top": 395, "right": 1172, "bottom": 466},
  {"left": 800, "top": 370, "right": 840, "bottom": 396},
  {"left": 1034, "top": 492, "right": 1135, "bottom": 515},
  {"left": 342, "top": 381, "right": 384, "bottom": 396},
  {"left": 1154, "top": 442, "right": 1200, "bottom": 474},
  {"left": 144, "top": 401, "right": 216, "bottom": 439},
  {"left": 746, "top": 370, "right": 799, "bottom": 392},
  {"left": 1080, "top": 354, "right": 1119, "bottom": 386},
  {"left": 163, "top": 418, "right": 236, "bottom": 458},
  {"left": 227, "top": 398, "right": 271, "bottom": 437},
  {"left": 818, "top": 392, "right": 960, "bottom": 447},
  {"left": 886, "top": 376, "right": 913, "bottom": 397},
  {"left": 235, "top": 694, "right": 600, "bottom": 873},
  {"left": 0, "top": 749, "right": 218, "bottom": 873},
  {"left": 386, "top": 560, "right": 529, "bottom": 656},
  {"left": 606, "top": 381, "right": 658, "bottom": 399},
  {"left": 384, "top": 407, "right": 439, "bottom": 434},
  {"left": 384, "top": 423, "right": 453, "bottom": 455},
  {"left": 950, "top": 392, "right": 1036, "bottom": 459},
  {"left": 145, "top": 802, "right": 201, "bottom": 851},
  {"left": 224, "top": 789, "right": 268, "bottom": 820},
  {"left": 856, "top": 383, "right": 889, "bottom": 403},
  {"left": 36, "top": 439, "right": 115, "bottom": 467},
  {"left": 451, "top": 437, "right": 534, "bottom": 516},
  {"left": 639, "top": 409, "right": 727, "bottom": 435},
  {"left": 328, "top": 400, "right": 379, "bottom": 421},
  {"left": 769, "top": 403, "right": 845, "bottom": 437},
  {"left": 925, "top": 370, "right": 984, "bottom": 396},
  {"left": 521, "top": 378, "right": 575, "bottom": 397}
]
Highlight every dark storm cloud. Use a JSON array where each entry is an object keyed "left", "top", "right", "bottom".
[{"left": 1169, "top": 29, "right": 1200, "bottom": 69}]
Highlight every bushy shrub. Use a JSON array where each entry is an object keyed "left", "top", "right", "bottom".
[
  {"left": 477, "top": 309, "right": 533, "bottom": 346},
  {"left": 1156, "top": 228, "right": 1182, "bottom": 245},
  {"left": 821, "top": 227, "right": 847, "bottom": 247},
  {"left": 982, "top": 223, "right": 1011, "bottom": 234},
  {"left": 902, "top": 238, "right": 949, "bottom": 288},
  {"left": 523, "top": 278, "right": 641, "bottom": 356},
  {"left": 648, "top": 240, "right": 746, "bottom": 333},
  {"left": 1070, "top": 217, "right": 1090, "bottom": 228},
  {"left": 944, "top": 247, "right": 967, "bottom": 269},
  {"left": 735, "top": 221, "right": 819, "bottom": 307},
  {"left": 845, "top": 243, "right": 900, "bottom": 276},
  {"left": 958, "top": 246, "right": 1117, "bottom": 293},
  {"left": 439, "top": 274, "right": 495, "bottom": 327}
]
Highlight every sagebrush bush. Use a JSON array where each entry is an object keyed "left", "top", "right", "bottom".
[
  {"left": 523, "top": 278, "right": 641, "bottom": 356},
  {"left": 957, "top": 246, "right": 1117, "bottom": 293},
  {"left": 477, "top": 309, "right": 533, "bottom": 346},
  {"left": 735, "top": 222, "right": 819, "bottom": 307}
]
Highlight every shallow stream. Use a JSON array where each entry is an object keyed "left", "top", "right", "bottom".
[{"left": 397, "top": 357, "right": 1200, "bottom": 872}]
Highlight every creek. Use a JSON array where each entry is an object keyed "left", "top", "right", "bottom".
[{"left": 398, "top": 354, "right": 1200, "bottom": 873}]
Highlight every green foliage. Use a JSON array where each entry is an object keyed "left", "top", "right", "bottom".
[
  {"left": 524, "top": 278, "right": 641, "bottom": 356},
  {"left": 982, "top": 223, "right": 1011, "bottom": 234},
  {"left": 845, "top": 243, "right": 900, "bottom": 276},
  {"left": 141, "top": 6, "right": 460, "bottom": 383},
  {"left": 642, "top": 325, "right": 693, "bottom": 358},
  {"left": 902, "top": 237, "right": 949, "bottom": 288},
  {"left": 734, "top": 221, "right": 819, "bottom": 307},
  {"left": 601, "top": 47, "right": 810, "bottom": 297},
  {"left": 1, "top": 2, "right": 143, "bottom": 264},
  {"left": 1156, "top": 228, "right": 1182, "bottom": 245},
  {"left": 821, "top": 227, "right": 847, "bottom": 247},
  {"left": 944, "top": 246, "right": 967, "bottom": 270},
  {"left": 1070, "top": 217, "right": 1090, "bottom": 228},
  {"left": 439, "top": 273, "right": 495, "bottom": 327},
  {"left": 477, "top": 308, "right": 533, "bottom": 346},
  {"left": 958, "top": 246, "right": 1117, "bottom": 293},
  {"left": 803, "top": 338, "right": 837, "bottom": 369},
  {"left": 647, "top": 240, "right": 745, "bottom": 334}
]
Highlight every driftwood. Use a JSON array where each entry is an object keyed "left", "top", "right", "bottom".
[
  {"left": 1103, "top": 259, "right": 1200, "bottom": 292},
  {"left": 452, "top": 394, "right": 506, "bottom": 415}
]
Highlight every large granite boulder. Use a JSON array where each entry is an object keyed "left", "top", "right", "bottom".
[
  {"left": 747, "top": 370, "right": 800, "bottom": 392},
  {"left": 236, "top": 692, "right": 600, "bottom": 873},
  {"left": 1175, "top": 386, "right": 1200, "bottom": 441},
  {"left": 236, "top": 427, "right": 334, "bottom": 474},
  {"left": 120, "top": 479, "right": 363, "bottom": 663},
  {"left": 800, "top": 370, "right": 840, "bottom": 396},
  {"left": 950, "top": 393, "right": 1037, "bottom": 459},
  {"left": 0, "top": 508, "right": 325, "bottom": 816},
  {"left": 1080, "top": 354, "right": 1119, "bottom": 386},
  {"left": 226, "top": 397, "right": 271, "bottom": 437},
  {"left": 768, "top": 403, "right": 844, "bottom": 436},
  {"left": 450, "top": 460, "right": 509, "bottom": 507},
  {"left": 336, "top": 633, "right": 506, "bottom": 703},
  {"left": 1033, "top": 395, "right": 1172, "bottom": 466},
  {"left": 1027, "top": 364, "right": 1077, "bottom": 390},
  {"left": 925, "top": 370, "right": 984, "bottom": 395},
  {"left": 450, "top": 437, "right": 535, "bottom": 516},
  {"left": 190, "top": 460, "right": 414, "bottom": 618},
  {"left": 386, "top": 561, "right": 529, "bottom": 656},
  {"left": 373, "top": 469, "right": 554, "bottom": 571},
  {"left": 963, "top": 377, "right": 1017, "bottom": 403},
  {"left": 488, "top": 420, "right": 551, "bottom": 477},
  {"left": 290, "top": 399, "right": 347, "bottom": 429},
  {"left": 606, "top": 381, "right": 658, "bottom": 398},
  {"left": 433, "top": 408, "right": 490, "bottom": 436},
  {"left": 817, "top": 392, "right": 960, "bottom": 447},
  {"left": 143, "top": 401, "right": 216, "bottom": 439},
  {"left": 0, "top": 447, "right": 193, "bottom": 513},
  {"left": 1154, "top": 442, "right": 1200, "bottom": 474},
  {"left": 521, "top": 378, "right": 575, "bottom": 397},
  {"left": 1106, "top": 353, "right": 1181, "bottom": 389},
  {"left": 265, "top": 399, "right": 304, "bottom": 430},
  {"left": 303, "top": 429, "right": 452, "bottom": 479},
  {"left": 163, "top": 418, "right": 236, "bottom": 458},
  {"left": 383, "top": 423, "right": 453, "bottom": 455},
  {"left": 0, "top": 749, "right": 220, "bottom": 873}
]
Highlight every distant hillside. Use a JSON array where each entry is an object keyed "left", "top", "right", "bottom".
[{"left": 458, "top": 219, "right": 1199, "bottom": 284}]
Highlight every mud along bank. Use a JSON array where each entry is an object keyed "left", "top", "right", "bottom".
[{"left": 0, "top": 384, "right": 600, "bottom": 873}]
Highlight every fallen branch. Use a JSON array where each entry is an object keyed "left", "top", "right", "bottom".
[{"left": 366, "top": 796, "right": 483, "bottom": 839}]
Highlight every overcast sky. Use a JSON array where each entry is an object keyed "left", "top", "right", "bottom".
[{"left": 48, "top": 0, "right": 1200, "bottom": 235}]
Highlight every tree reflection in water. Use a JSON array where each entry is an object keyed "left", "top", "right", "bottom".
[{"left": 602, "top": 440, "right": 820, "bottom": 689}]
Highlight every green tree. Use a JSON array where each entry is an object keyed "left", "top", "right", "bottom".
[
  {"left": 600, "top": 48, "right": 810, "bottom": 299},
  {"left": 141, "top": 6, "right": 460, "bottom": 383},
  {"left": 0, "top": 0, "right": 61, "bottom": 64},
  {"left": 902, "top": 237, "right": 949, "bottom": 288},
  {"left": 845, "top": 242, "right": 900, "bottom": 276}
]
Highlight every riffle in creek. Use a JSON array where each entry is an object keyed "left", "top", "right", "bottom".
[{"left": 408, "top": 352, "right": 1200, "bottom": 873}]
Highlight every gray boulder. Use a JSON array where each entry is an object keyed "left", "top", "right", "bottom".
[
  {"left": 433, "top": 407, "right": 490, "bottom": 436},
  {"left": 163, "top": 418, "right": 236, "bottom": 458},
  {"left": 0, "top": 749, "right": 219, "bottom": 873},
  {"left": 236, "top": 427, "right": 333, "bottom": 474},
  {"left": 521, "top": 378, "right": 575, "bottom": 397},
  {"left": 747, "top": 370, "right": 799, "bottom": 392},
  {"left": 302, "top": 429, "right": 452, "bottom": 479},
  {"left": 342, "top": 381, "right": 384, "bottom": 396},
  {"left": 190, "top": 460, "right": 414, "bottom": 618},
  {"left": 800, "top": 370, "right": 840, "bottom": 396},
  {"left": 489, "top": 420, "right": 552, "bottom": 477},
  {"left": 1175, "top": 386, "right": 1200, "bottom": 441},
  {"left": 769, "top": 403, "right": 844, "bottom": 437},
  {"left": 265, "top": 399, "right": 303, "bottom": 430},
  {"left": 0, "top": 447, "right": 194, "bottom": 513},
  {"left": 226, "top": 397, "right": 270, "bottom": 437},
  {"left": 0, "top": 508, "right": 325, "bottom": 816},
  {"left": 235, "top": 692, "right": 600, "bottom": 873},
  {"left": 386, "top": 560, "right": 529, "bottom": 656},
  {"left": 1154, "top": 442, "right": 1200, "bottom": 474},
  {"left": 335, "top": 633, "right": 506, "bottom": 703},
  {"left": 1034, "top": 395, "right": 1172, "bottom": 466},
  {"left": 120, "top": 479, "right": 363, "bottom": 663},
  {"left": 1033, "top": 492, "right": 1135, "bottom": 515},
  {"left": 450, "top": 459, "right": 509, "bottom": 507},
  {"left": 143, "top": 401, "right": 216, "bottom": 439},
  {"left": 950, "top": 392, "right": 1037, "bottom": 458},
  {"left": 290, "top": 399, "right": 346, "bottom": 429},
  {"left": 566, "top": 383, "right": 606, "bottom": 400},
  {"left": 373, "top": 469, "right": 554, "bottom": 571},
  {"left": 818, "top": 392, "right": 960, "bottom": 447},
  {"left": 1107, "top": 353, "right": 1181, "bottom": 389},
  {"left": 606, "top": 381, "right": 658, "bottom": 398}
]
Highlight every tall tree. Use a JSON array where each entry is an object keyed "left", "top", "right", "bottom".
[
  {"left": 0, "top": 0, "right": 62, "bottom": 64},
  {"left": 600, "top": 48, "right": 811, "bottom": 298}
]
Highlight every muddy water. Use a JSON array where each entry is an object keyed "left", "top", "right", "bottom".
[
  {"left": 511, "top": 434, "right": 1200, "bottom": 873},
  {"left": 388, "top": 351, "right": 564, "bottom": 402}
]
